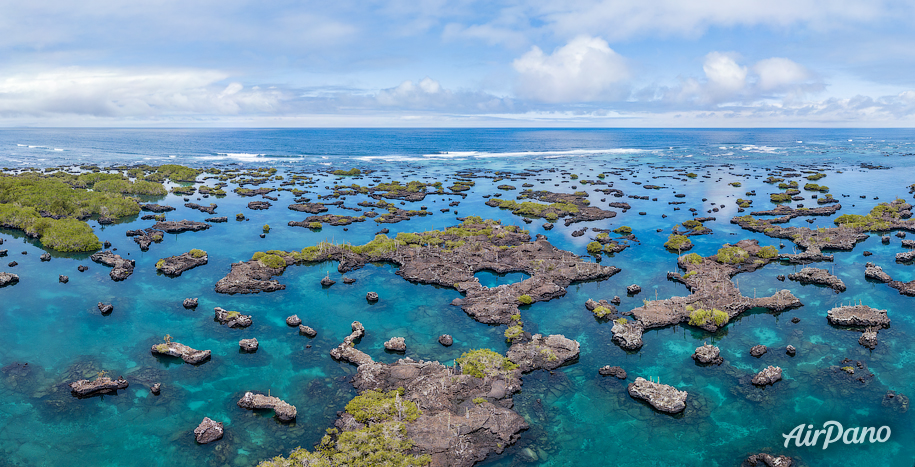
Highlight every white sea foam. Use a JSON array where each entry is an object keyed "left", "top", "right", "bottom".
[{"left": 422, "top": 148, "right": 651, "bottom": 160}]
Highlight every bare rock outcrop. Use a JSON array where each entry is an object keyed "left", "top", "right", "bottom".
[
  {"left": 750, "top": 345, "right": 768, "bottom": 357},
  {"left": 213, "top": 307, "right": 252, "bottom": 328},
  {"left": 506, "top": 334, "right": 579, "bottom": 372},
  {"left": 692, "top": 344, "right": 723, "bottom": 365},
  {"left": 741, "top": 453, "right": 794, "bottom": 467},
  {"left": 787, "top": 267, "right": 846, "bottom": 292},
  {"left": 827, "top": 304, "right": 890, "bottom": 328},
  {"left": 0, "top": 272, "right": 20, "bottom": 286},
  {"left": 330, "top": 321, "right": 373, "bottom": 366},
  {"left": 384, "top": 337, "right": 406, "bottom": 352},
  {"left": 751, "top": 366, "right": 783, "bottom": 386},
  {"left": 156, "top": 251, "right": 207, "bottom": 277},
  {"left": 194, "top": 417, "right": 224, "bottom": 444},
  {"left": 69, "top": 376, "right": 128, "bottom": 397},
  {"left": 599, "top": 365, "right": 627, "bottom": 379},
  {"left": 611, "top": 320, "right": 644, "bottom": 350},
  {"left": 151, "top": 341, "right": 211, "bottom": 364},
  {"left": 152, "top": 220, "right": 210, "bottom": 233},
  {"left": 627, "top": 377, "right": 687, "bottom": 414},
  {"left": 90, "top": 250, "right": 135, "bottom": 281},
  {"left": 237, "top": 392, "right": 297, "bottom": 422},
  {"left": 215, "top": 260, "right": 286, "bottom": 294}
]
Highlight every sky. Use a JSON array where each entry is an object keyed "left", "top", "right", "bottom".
[{"left": 1, "top": 0, "right": 915, "bottom": 127}]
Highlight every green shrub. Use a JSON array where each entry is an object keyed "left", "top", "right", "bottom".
[
  {"left": 688, "top": 308, "right": 728, "bottom": 327},
  {"left": 308, "top": 222, "right": 322, "bottom": 230},
  {"left": 518, "top": 294, "right": 533, "bottom": 305},
  {"left": 683, "top": 270, "right": 696, "bottom": 279},
  {"left": 686, "top": 173, "right": 697, "bottom": 178},
  {"left": 332, "top": 168, "right": 361, "bottom": 176},
  {"left": 254, "top": 253, "right": 286, "bottom": 269},
  {"left": 716, "top": 245, "right": 749, "bottom": 264},
  {"left": 155, "top": 259, "right": 165, "bottom": 269},
  {"left": 757, "top": 245, "right": 778, "bottom": 259},
  {"left": 664, "top": 234, "right": 692, "bottom": 251},
  {"left": 729, "top": 182, "right": 741, "bottom": 187},
  {"left": 586, "top": 241, "right": 603, "bottom": 255},
  {"left": 263, "top": 224, "right": 270, "bottom": 233},
  {"left": 472, "top": 397, "right": 487, "bottom": 405},
  {"left": 236, "top": 213, "right": 245, "bottom": 220},
  {"left": 681, "top": 220, "right": 702, "bottom": 229},
  {"left": 570, "top": 174, "right": 578, "bottom": 179},
  {"left": 455, "top": 349, "right": 519, "bottom": 378},
  {"left": 682, "top": 253, "right": 703, "bottom": 264},
  {"left": 593, "top": 306, "right": 613, "bottom": 318},
  {"left": 613, "top": 317, "right": 628, "bottom": 325},
  {"left": 189, "top": 249, "right": 206, "bottom": 258},
  {"left": 226, "top": 310, "right": 241, "bottom": 319},
  {"left": 345, "top": 388, "right": 420, "bottom": 423},
  {"left": 504, "top": 325, "right": 524, "bottom": 340},
  {"left": 613, "top": 226, "right": 632, "bottom": 235},
  {"left": 806, "top": 173, "right": 826, "bottom": 181},
  {"left": 154, "top": 343, "right": 169, "bottom": 353},
  {"left": 803, "top": 183, "right": 829, "bottom": 192}
]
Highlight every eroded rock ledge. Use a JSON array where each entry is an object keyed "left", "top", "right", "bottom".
[
  {"left": 237, "top": 391, "right": 297, "bottom": 422},
  {"left": 69, "top": 376, "right": 129, "bottom": 397},
  {"left": 621, "top": 239, "right": 802, "bottom": 349},
  {"left": 150, "top": 341, "right": 211, "bottom": 364},
  {"left": 865, "top": 262, "right": 915, "bottom": 296},
  {"left": 826, "top": 304, "right": 890, "bottom": 328},
  {"left": 215, "top": 218, "right": 620, "bottom": 325},
  {"left": 156, "top": 250, "right": 207, "bottom": 277},
  {"left": 152, "top": 220, "right": 210, "bottom": 233},
  {"left": 627, "top": 377, "right": 688, "bottom": 414},
  {"left": 505, "top": 334, "right": 579, "bottom": 372},
  {"left": 787, "top": 267, "right": 846, "bottom": 292},
  {"left": 90, "top": 250, "right": 135, "bottom": 281}
]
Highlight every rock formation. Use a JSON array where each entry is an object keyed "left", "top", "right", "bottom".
[
  {"left": 692, "top": 344, "right": 723, "bottom": 365},
  {"left": 627, "top": 377, "right": 687, "bottom": 414},
  {"left": 787, "top": 267, "right": 846, "bottom": 292},
  {"left": 194, "top": 417, "right": 224, "bottom": 444},
  {"left": 506, "top": 334, "right": 579, "bottom": 372},
  {"left": 826, "top": 304, "right": 890, "bottom": 328},
  {"left": 69, "top": 376, "right": 129, "bottom": 397},
  {"left": 751, "top": 366, "right": 783, "bottom": 386},
  {"left": 213, "top": 307, "right": 252, "bottom": 328},
  {"left": 237, "top": 392, "right": 297, "bottom": 422},
  {"left": 90, "top": 250, "right": 135, "bottom": 281},
  {"left": 150, "top": 341, "right": 211, "bottom": 364}
]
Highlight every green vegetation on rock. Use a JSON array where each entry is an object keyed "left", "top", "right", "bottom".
[
  {"left": 517, "top": 294, "right": 533, "bottom": 305},
  {"left": 189, "top": 249, "right": 206, "bottom": 258},
  {"left": 252, "top": 252, "right": 287, "bottom": 269},
  {"left": 612, "top": 226, "right": 632, "bottom": 235},
  {"left": 332, "top": 168, "right": 361, "bottom": 176},
  {"left": 345, "top": 388, "right": 421, "bottom": 423},
  {"left": 716, "top": 245, "right": 749, "bottom": 264},
  {"left": 455, "top": 349, "right": 519, "bottom": 378},
  {"left": 681, "top": 253, "right": 703, "bottom": 264},
  {"left": 757, "top": 245, "right": 779, "bottom": 259},
  {"left": 770, "top": 193, "right": 792, "bottom": 202},
  {"left": 586, "top": 241, "right": 603, "bottom": 255},
  {"left": 593, "top": 306, "right": 613, "bottom": 318},
  {"left": 687, "top": 306, "right": 729, "bottom": 327},
  {"left": 664, "top": 234, "right": 692, "bottom": 251}
]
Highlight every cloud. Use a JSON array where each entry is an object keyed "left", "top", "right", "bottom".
[
  {"left": 703, "top": 52, "right": 747, "bottom": 95},
  {"left": 512, "top": 36, "right": 629, "bottom": 103},
  {"left": 0, "top": 67, "right": 289, "bottom": 118},
  {"left": 752, "top": 57, "right": 812, "bottom": 91}
]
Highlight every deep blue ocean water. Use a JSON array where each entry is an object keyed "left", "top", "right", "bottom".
[{"left": 0, "top": 128, "right": 914, "bottom": 466}]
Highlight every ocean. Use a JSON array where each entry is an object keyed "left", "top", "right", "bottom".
[{"left": 0, "top": 128, "right": 914, "bottom": 467}]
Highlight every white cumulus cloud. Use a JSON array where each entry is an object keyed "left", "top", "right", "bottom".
[
  {"left": 703, "top": 52, "right": 747, "bottom": 94},
  {"left": 753, "top": 57, "right": 812, "bottom": 91},
  {"left": 512, "top": 36, "right": 629, "bottom": 103}
]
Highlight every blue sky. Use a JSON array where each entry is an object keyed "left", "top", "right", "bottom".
[{"left": 2, "top": 0, "right": 914, "bottom": 127}]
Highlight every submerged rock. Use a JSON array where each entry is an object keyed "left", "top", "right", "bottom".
[
  {"left": 237, "top": 391, "right": 297, "bottom": 422},
  {"left": 239, "top": 338, "right": 259, "bottom": 353},
  {"left": 384, "top": 337, "right": 406, "bottom": 352},
  {"left": 194, "top": 417, "right": 224, "bottom": 444},
  {"left": 627, "top": 377, "right": 687, "bottom": 414},
  {"left": 827, "top": 304, "right": 890, "bottom": 328},
  {"left": 151, "top": 341, "right": 211, "bottom": 364},
  {"left": 692, "top": 344, "right": 723, "bottom": 365},
  {"left": 342, "top": 276, "right": 356, "bottom": 284},
  {"left": 786, "top": 345, "right": 796, "bottom": 356},
  {"left": 599, "top": 365, "right": 627, "bottom": 379},
  {"left": 438, "top": 334, "right": 453, "bottom": 346},
  {"left": 69, "top": 376, "right": 128, "bottom": 397},
  {"left": 151, "top": 383, "right": 161, "bottom": 395},
  {"left": 506, "top": 334, "right": 580, "bottom": 372},
  {"left": 751, "top": 366, "right": 783, "bottom": 386},
  {"left": 882, "top": 391, "right": 910, "bottom": 413},
  {"left": 77, "top": 265, "right": 88, "bottom": 272},
  {"left": 213, "top": 307, "right": 252, "bottom": 328},
  {"left": 741, "top": 453, "right": 794, "bottom": 467}
]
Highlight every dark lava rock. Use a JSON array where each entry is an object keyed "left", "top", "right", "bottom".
[
  {"left": 59, "top": 275, "right": 68, "bottom": 283},
  {"left": 791, "top": 317, "right": 800, "bottom": 323},
  {"left": 787, "top": 267, "right": 846, "bottom": 292},
  {"left": 750, "top": 345, "right": 767, "bottom": 357},
  {"left": 438, "top": 334, "right": 453, "bottom": 346},
  {"left": 103, "top": 241, "right": 112, "bottom": 248},
  {"left": 827, "top": 304, "right": 890, "bottom": 328},
  {"left": 863, "top": 250, "right": 873, "bottom": 256},
  {"left": 247, "top": 201, "right": 271, "bottom": 210},
  {"left": 69, "top": 376, "right": 128, "bottom": 397},
  {"left": 366, "top": 291, "right": 379, "bottom": 302},
  {"left": 342, "top": 276, "right": 356, "bottom": 284},
  {"left": 213, "top": 307, "right": 252, "bottom": 328},
  {"left": 0, "top": 250, "right": 7, "bottom": 257},
  {"left": 239, "top": 338, "right": 259, "bottom": 353},
  {"left": 882, "top": 235, "right": 890, "bottom": 244},
  {"left": 237, "top": 392, "right": 297, "bottom": 422},
  {"left": 97, "top": 302, "right": 113, "bottom": 314},
  {"left": 156, "top": 251, "right": 208, "bottom": 277},
  {"left": 40, "top": 253, "right": 51, "bottom": 261},
  {"left": 384, "top": 337, "right": 406, "bottom": 352},
  {"left": 214, "top": 260, "right": 286, "bottom": 294},
  {"left": 786, "top": 345, "right": 796, "bottom": 356},
  {"left": 320, "top": 275, "right": 336, "bottom": 287},
  {"left": 127, "top": 228, "right": 164, "bottom": 251},
  {"left": 151, "top": 383, "right": 161, "bottom": 395},
  {"left": 626, "top": 284, "right": 641, "bottom": 295},
  {"left": 285, "top": 314, "right": 302, "bottom": 326},
  {"left": 185, "top": 203, "right": 217, "bottom": 214},
  {"left": 751, "top": 366, "right": 783, "bottom": 386},
  {"left": 152, "top": 220, "right": 210, "bottom": 233},
  {"left": 610, "top": 296, "right": 621, "bottom": 305},
  {"left": 859, "top": 327, "right": 880, "bottom": 349},
  {"left": 7, "top": 261, "right": 17, "bottom": 267},
  {"left": 205, "top": 216, "right": 228, "bottom": 223},
  {"left": 741, "top": 452, "right": 795, "bottom": 467},
  {"left": 627, "top": 377, "right": 687, "bottom": 414},
  {"left": 90, "top": 250, "right": 135, "bottom": 281},
  {"left": 151, "top": 341, "right": 212, "bottom": 364},
  {"left": 298, "top": 325, "right": 317, "bottom": 337},
  {"left": 692, "top": 344, "right": 723, "bottom": 365},
  {"left": 611, "top": 320, "right": 644, "bottom": 350},
  {"left": 543, "top": 223, "right": 553, "bottom": 230},
  {"left": 897, "top": 231, "right": 906, "bottom": 238},
  {"left": 183, "top": 298, "right": 198, "bottom": 309},
  {"left": 599, "top": 365, "right": 627, "bottom": 379},
  {"left": 776, "top": 275, "right": 785, "bottom": 281},
  {"left": 193, "top": 417, "right": 224, "bottom": 444},
  {"left": 140, "top": 204, "right": 175, "bottom": 213},
  {"left": 507, "top": 334, "right": 580, "bottom": 372}
]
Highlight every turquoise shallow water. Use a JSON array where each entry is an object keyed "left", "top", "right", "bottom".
[{"left": 0, "top": 129, "right": 915, "bottom": 466}]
